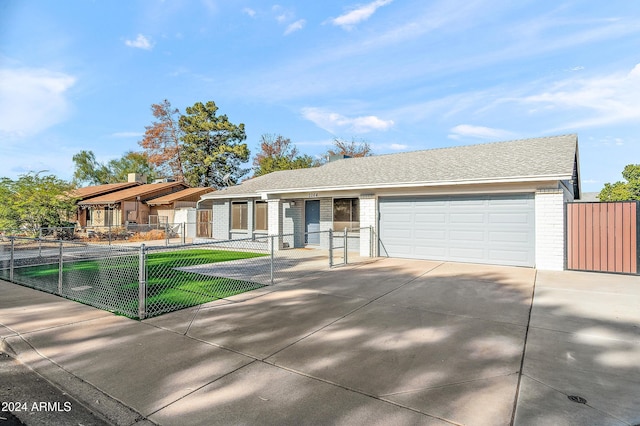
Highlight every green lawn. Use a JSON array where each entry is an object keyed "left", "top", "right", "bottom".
[{"left": 5, "top": 249, "right": 267, "bottom": 319}]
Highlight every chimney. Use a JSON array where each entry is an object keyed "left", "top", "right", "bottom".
[
  {"left": 328, "top": 154, "right": 351, "bottom": 163},
  {"left": 128, "top": 173, "right": 147, "bottom": 184}
]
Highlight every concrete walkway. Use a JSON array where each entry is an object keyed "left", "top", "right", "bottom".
[{"left": 1, "top": 259, "right": 638, "bottom": 425}]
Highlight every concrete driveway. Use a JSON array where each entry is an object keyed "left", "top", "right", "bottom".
[{"left": 1, "top": 258, "right": 638, "bottom": 425}]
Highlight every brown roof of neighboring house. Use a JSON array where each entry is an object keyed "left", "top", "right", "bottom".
[
  {"left": 146, "top": 187, "right": 215, "bottom": 205},
  {"left": 71, "top": 182, "right": 140, "bottom": 199},
  {"left": 78, "top": 181, "right": 189, "bottom": 206}
]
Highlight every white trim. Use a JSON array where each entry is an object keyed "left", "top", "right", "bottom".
[{"left": 199, "top": 174, "right": 572, "bottom": 200}]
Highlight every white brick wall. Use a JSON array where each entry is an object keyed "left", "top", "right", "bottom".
[
  {"left": 212, "top": 201, "right": 229, "bottom": 239},
  {"left": 359, "top": 195, "right": 376, "bottom": 256},
  {"left": 282, "top": 200, "right": 304, "bottom": 248},
  {"left": 267, "top": 199, "right": 283, "bottom": 250},
  {"left": 319, "top": 198, "right": 332, "bottom": 249},
  {"left": 535, "top": 189, "right": 565, "bottom": 270}
]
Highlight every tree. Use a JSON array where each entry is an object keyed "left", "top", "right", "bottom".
[
  {"left": 179, "top": 101, "right": 250, "bottom": 188},
  {"left": 0, "top": 172, "right": 77, "bottom": 235},
  {"left": 107, "top": 151, "right": 157, "bottom": 183},
  {"left": 326, "top": 137, "right": 373, "bottom": 160},
  {"left": 253, "top": 134, "right": 316, "bottom": 177},
  {"left": 72, "top": 150, "right": 156, "bottom": 185},
  {"left": 72, "top": 150, "right": 111, "bottom": 185},
  {"left": 599, "top": 164, "right": 640, "bottom": 201},
  {"left": 139, "top": 100, "right": 185, "bottom": 181}
]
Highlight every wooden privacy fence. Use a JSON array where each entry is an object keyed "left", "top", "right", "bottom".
[{"left": 566, "top": 202, "right": 639, "bottom": 274}]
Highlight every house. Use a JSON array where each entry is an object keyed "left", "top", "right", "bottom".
[
  {"left": 198, "top": 134, "right": 580, "bottom": 270},
  {"left": 145, "top": 187, "right": 215, "bottom": 238},
  {"left": 77, "top": 180, "right": 190, "bottom": 227},
  {"left": 145, "top": 187, "right": 215, "bottom": 224},
  {"left": 71, "top": 181, "right": 141, "bottom": 227}
]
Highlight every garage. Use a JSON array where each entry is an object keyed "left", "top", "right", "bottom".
[{"left": 378, "top": 194, "right": 535, "bottom": 267}]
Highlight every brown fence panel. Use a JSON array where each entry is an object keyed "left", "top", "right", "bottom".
[
  {"left": 196, "top": 210, "right": 212, "bottom": 238},
  {"left": 566, "top": 202, "right": 638, "bottom": 274}
]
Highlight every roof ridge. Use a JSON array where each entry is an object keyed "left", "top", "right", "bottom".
[{"left": 330, "top": 133, "right": 578, "bottom": 162}]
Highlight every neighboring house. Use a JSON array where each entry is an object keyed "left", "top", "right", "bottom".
[
  {"left": 580, "top": 192, "right": 600, "bottom": 202},
  {"left": 71, "top": 182, "right": 141, "bottom": 227},
  {"left": 198, "top": 134, "right": 581, "bottom": 271},
  {"left": 77, "top": 181, "right": 190, "bottom": 227},
  {"left": 145, "top": 187, "right": 215, "bottom": 224},
  {"left": 145, "top": 187, "right": 215, "bottom": 238}
]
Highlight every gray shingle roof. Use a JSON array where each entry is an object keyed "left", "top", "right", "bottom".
[{"left": 203, "top": 134, "right": 578, "bottom": 199}]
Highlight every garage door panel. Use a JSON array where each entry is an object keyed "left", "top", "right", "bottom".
[
  {"left": 415, "top": 213, "right": 447, "bottom": 223},
  {"left": 379, "top": 194, "right": 535, "bottom": 267},
  {"left": 489, "top": 249, "right": 530, "bottom": 263},
  {"left": 489, "top": 230, "right": 531, "bottom": 243},
  {"left": 414, "top": 230, "right": 447, "bottom": 240},
  {"left": 489, "top": 212, "right": 531, "bottom": 224},
  {"left": 415, "top": 200, "right": 447, "bottom": 208},
  {"left": 385, "top": 228, "right": 413, "bottom": 241},
  {"left": 450, "top": 230, "right": 484, "bottom": 242},
  {"left": 487, "top": 197, "right": 530, "bottom": 206},
  {"left": 449, "top": 247, "right": 485, "bottom": 259},
  {"left": 414, "top": 246, "right": 447, "bottom": 257},
  {"left": 450, "top": 213, "right": 485, "bottom": 224},
  {"left": 451, "top": 199, "right": 486, "bottom": 207}
]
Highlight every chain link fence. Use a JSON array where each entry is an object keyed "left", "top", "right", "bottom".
[{"left": 1, "top": 228, "right": 374, "bottom": 320}]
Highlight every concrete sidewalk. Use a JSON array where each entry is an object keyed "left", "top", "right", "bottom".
[{"left": 1, "top": 259, "right": 638, "bottom": 425}]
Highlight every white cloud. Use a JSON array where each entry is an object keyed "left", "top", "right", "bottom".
[
  {"left": 330, "top": 0, "right": 393, "bottom": 30},
  {"left": 0, "top": 67, "right": 76, "bottom": 137},
  {"left": 372, "top": 142, "right": 409, "bottom": 151},
  {"left": 515, "top": 62, "right": 640, "bottom": 130},
  {"left": 284, "top": 19, "right": 306, "bottom": 35},
  {"left": 301, "top": 107, "right": 394, "bottom": 133},
  {"left": 272, "top": 5, "right": 293, "bottom": 23},
  {"left": 124, "top": 34, "right": 154, "bottom": 50},
  {"left": 242, "top": 7, "right": 256, "bottom": 17},
  {"left": 389, "top": 143, "right": 408, "bottom": 150},
  {"left": 448, "top": 124, "right": 514, "bottom": 140}
]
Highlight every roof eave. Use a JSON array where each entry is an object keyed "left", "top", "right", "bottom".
[
  {"left": 199, "top": 174, "right": 572, "bottom": 199},
  {"left": 260, "top": 174, "right": 573, "bottom": 195}
]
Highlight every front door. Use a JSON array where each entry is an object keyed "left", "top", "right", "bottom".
[{"left": 305, "top": 200, "right": 320, "bottom": 244}]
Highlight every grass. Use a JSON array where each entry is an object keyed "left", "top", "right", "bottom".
[{"left": 4, "top": 248, "right": 268, "bottom": 319}]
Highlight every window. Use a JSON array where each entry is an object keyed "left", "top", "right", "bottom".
[
  {"left": 333, "top": 198, "right": 359, "bottom": 230},
  {"left": 254, "top": 201, "right": 268, "bottom": 231},
  {"left": 231, "top": 202, "right": 248, "bottom": 230}
]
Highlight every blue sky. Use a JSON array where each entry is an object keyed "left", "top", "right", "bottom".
[{"left": 1, "top": 0, "right": 639, "bottom": 193}]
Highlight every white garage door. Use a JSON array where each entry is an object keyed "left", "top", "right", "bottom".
[{"left": 378, "top": 194, "right": 535, "bottom": 267}]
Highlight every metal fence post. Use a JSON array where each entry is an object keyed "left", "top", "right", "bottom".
[
  {"left": 165, "top": 223, "right": 169, "bottom": 246},
  {"left": 138, "top": 244, "right": 147, "bottom": 319},
  {"left": 182, "top": 222, "right": 186, "bottom": 244},
  {"left": 344, "top": 227, "right": 348, "bottom": 265},
  {"left": 270, "top": 235, "right": 274, "bottom": 285},
  {"left": 370, "top": 226, "right": 374, "bottom": 257},
  {"left": 58, "top": 241, "right": 63, "bottom": 295},
  {"left": 329, "top": 229, "right": 334, "bottom": 267},
  {"left": 9, "top": 237, "right": 14, "bottom": 282}
]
